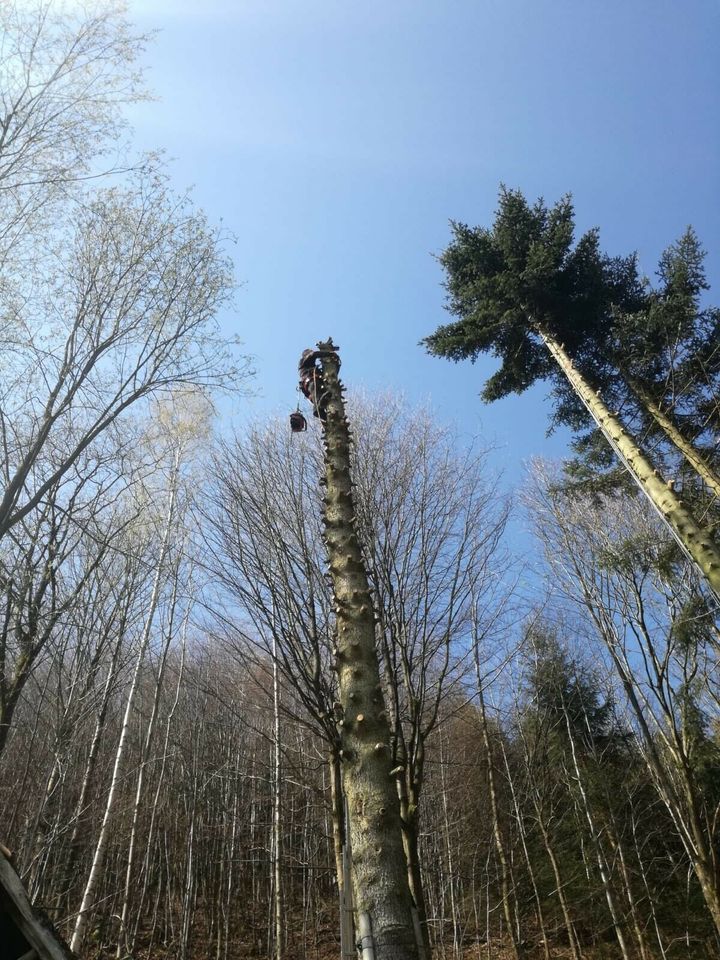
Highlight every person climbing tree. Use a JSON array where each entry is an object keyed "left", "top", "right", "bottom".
[{"left": 298, "top": 347, "right": 332, "bottom": 421}]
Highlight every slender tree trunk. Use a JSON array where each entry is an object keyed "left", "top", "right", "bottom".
[
  {"left": 61, "top": 620, "right": 127, "bottom": 911},
  {"left": 627, "top": 376, "right": 720, "bottom": 501},
  {"left": 577, "top": 591, "right": 720, "bottom": 934},
  {"left": 117, "top": 577, "right": 182, "bottom": 957},
  {"left": 538, "top": 327, "right": 720, "bottom": 596},
  {"left": 439, "top": 735, "right": 461, "bottom": 959},
  {"left": 272, "top": 631, "right": 284, "bottom": 960},
  {"left": 562, "top": 711, "right": 631, "bottom": 960},
  {"left": 402, "top": 811, "right": 431, "bottom": 959},
  {"left": 602, "top": 815, "right": 651, "bottom": 960},
  {"left": 329, "top": 748, "right": 346, "bottom": 892},
  {"left": 308, "top": 340, "right": 419, "bottom": 960},
  {"left": 499, "top": 740, "right": 550, "bottom": 960},
  {"left": 133, "top": 619, "right": 188, "bottom": 943},
  {"left": 473, "top": 643, "right": 521, "bottom": 960},
  {"left": 535, "top": 812, "right": 583, "bottom": 960},
  {"left": 70, "top": 454, "right": 180, "bottom": 954},
  {"left": 631, "top": 805, "right": 669, "bottom": 960}
]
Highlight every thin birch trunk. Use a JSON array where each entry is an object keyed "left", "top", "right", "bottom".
[
  {"left": 603, "top": 815, "right": 651, "bottom": 960},
  {"left": 61, "top": 618, "right": 127, "bottom": 911},
  {"left": 473, "top": 641, "right": 521, "bottom": 960},
  {"left": 499, "top": 739, "right": 550, "bottom": 960},
  {"left": 272, "top": 630, "right": 284, "bottom": 960},
  {"left": 439, "top": 736, "right": 460, "bottom": 960},
  {"left": 133, "top": 618, "right": 188, "bottom": 941},
  {"left": 117, "top": 574, "right": 184, "bottom": 956},
  {"left": 562, "top": 710, "right": 631, "bottom": 960},
  {"left": 535, "top": 813, "right": 583, "bottom": 960},
  {"left": 70, "top": 451, "right": 180, "bottom": 954}
]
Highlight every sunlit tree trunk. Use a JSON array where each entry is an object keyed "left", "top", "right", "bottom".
[
  {"left": 133, "top": 618, "right": 188, "bottom": 944},
  {"left": 499, "top": 739, "right": 550, "bottom": 960},
  {"left": 538, "top": 326, "right": 720, "bottom": 596},
  {"left": 70, "top": 449, "right": 180, "bottom": 954},
  {"left": 117, "top": 569, "right": 184, "bottom": 956},
  {"left": 272, "top": 630, "right": 284, "bottom": 960},
  {"left": 561, "top": 708, "right": 631, "bottom": 960},
  {"left": 626, "top": 375, "right": 720, "bottom": 501},
  {"left": 311, "top": 340, "right": 419, "bottom": 960},
  {"left": 473, "top": 627, "right": 521, "bottom": 960}
]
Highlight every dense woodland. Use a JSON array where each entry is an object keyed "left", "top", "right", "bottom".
[{"left": 0, "top": 4, "right": 719, "bottom": 960}]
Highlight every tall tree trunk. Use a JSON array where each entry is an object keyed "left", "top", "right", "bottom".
[
  {"left": 535, "top": 812, "right": 583, "bottom": 960},
  {"left": 572, "top": 579, "right": 720, "bottom": 934},
  {"left": 397, "top": 796, "right": 430, "bottom": 960},
  {"left": 117, "top": 575, "right": 183, "bottom": 957},
  {"left": 329, "top": 747, "right": 346, "bottom": 892},
  {"left": 538, "top": 327, "right": 720, "bottom": 596},
  {"left": 562, "top": 710, "right": 631, "bottom": 960},
  {"left": 59, "top": 620, "right": 126, "bottom": 913},
  {"left": 439, "top": 734, "right": 461, "bottom": 959},
  {"left": 308, "top": 340, "right": 419, "bottom": 960},
  {"left": 626, "top": 376, "right": 720, "bottom": 501},
  {"left": 473, "top": 636, "right": 521, "bottom": 960},
  {"left": 70, "top": 451, "right": 180, "bottom": 954},
  {"left": 133, "top": 618, "right": 188, "bottom": 944},
  {"left": 499, "top": 740, "right": 550, "bottom": 960},
  {"left": 272, "top": 631, "right": 284, "bottom": 960}
]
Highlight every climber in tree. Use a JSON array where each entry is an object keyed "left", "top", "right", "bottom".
[{"left": 298, "top": 342, "right": 338, "bottom": 421}]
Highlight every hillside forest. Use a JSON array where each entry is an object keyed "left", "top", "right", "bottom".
[{"left": 0, "top": 4, "right": 718, "bottom": 960}]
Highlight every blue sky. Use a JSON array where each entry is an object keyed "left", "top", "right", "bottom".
[{"left": 128, "top": 0, "right": 719, "bottom": 484}]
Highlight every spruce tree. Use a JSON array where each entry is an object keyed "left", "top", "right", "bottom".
[{"left": 423, "top": 188, "right": 720, "bottom": 596}]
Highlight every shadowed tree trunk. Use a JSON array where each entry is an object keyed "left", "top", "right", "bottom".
[{"left": 306, "top": 339, "right": 419, "bottom": 960}]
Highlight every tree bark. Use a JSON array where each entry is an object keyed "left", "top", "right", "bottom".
[
  {"left": 538, "top": 327, "right": 720, "bottom": 596},
  {"left": 562, "top": 709, "right": 631, "bottom": 960},
  {"left": 272, "top": 630, "right": 284, "bottom": 960},
  {"left": 476, "top": 679, "right": 521, "bottom": 960},
  {"left": 309, "top": 340, "right": 419, "bottom": 960},
  {"left": 70, "top": 449, "right": 180, "bottom": 954},
  {"left": 627, "top": 376, "right": 720, "bottom": 502}
]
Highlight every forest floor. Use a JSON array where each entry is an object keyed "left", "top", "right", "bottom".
[{"left": 88, "top": 938, "right": 658, "bottom": 960}]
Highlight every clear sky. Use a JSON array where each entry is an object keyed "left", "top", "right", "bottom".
[{"left": 127, "top": 0, "right": 719, "bottom": 483}]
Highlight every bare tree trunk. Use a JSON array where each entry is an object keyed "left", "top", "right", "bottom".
[
  {"left": 329, "top": 749, "right": 346, "bottom": 893},
  {"left": 536, "top": 813, "right": 583, "bottom": 960},
  {"left": 272, "top": 630, "right": 284, "bottom": 960},
  {"left": 61, "top": 616, "right": 128, "bottom": 911},
  {"left": 439, "top": 735, "right": 460, "bottom": 960},
  {"left": 562, "top": 710, "right": 631, "bottom": 960},
  {"left": 538, "top": 326, "right": 720, "bottom": 596},
  {"left": 70, "top": 451, "right": 180, "bottom": 954},
  {"left": 499, "top": 740, "right": 550, "bottom": 960},
  {"left": 627, "top": 375, "right": 720, "bottom": 501},
  {"left": 117, "top": 574, "right": 184, "bottom": 957},
  {"left": 473, "top": 639, "right": 521, "bottom": 960},
  {"left": 603, "top": 815, "right": 651, "bottom": 960},
  {"left": 307, "top": 340, "right": 419, "bottom": 960},
  {"left": 133, "top": 620, "right": 188, "bottom": 943}
]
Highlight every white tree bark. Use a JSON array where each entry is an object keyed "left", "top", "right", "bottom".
[{"left": 70, "top": 449, "right": 180, "bottom": 954}]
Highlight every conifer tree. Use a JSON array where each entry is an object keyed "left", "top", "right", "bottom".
[{"left": 423, "top": 189, "right": 720, "bottom": 595}]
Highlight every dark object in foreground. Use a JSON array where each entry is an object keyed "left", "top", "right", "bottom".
[
  {"left": 0, "top": 846, "right": 74, "bottom": 959},
  {"left": 290, "top": 410, "right": 307, "bottom": 432}
]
